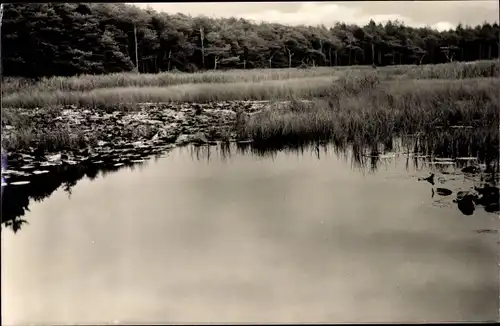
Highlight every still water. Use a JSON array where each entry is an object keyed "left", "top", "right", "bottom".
[{"left": 2, "top": 144, "right": 499, "bottom": 324}]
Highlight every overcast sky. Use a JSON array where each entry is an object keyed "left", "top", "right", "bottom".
[{"left": 130, "top": 1, "right": 498, "bottom": 31}]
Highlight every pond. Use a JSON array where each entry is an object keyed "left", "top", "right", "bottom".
[{"left": 1, "top": 142, "right": 499, "bottom": 324}]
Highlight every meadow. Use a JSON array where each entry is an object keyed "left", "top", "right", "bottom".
[{"left": 1, "top": 60, "right": 499, "bottom": 157}]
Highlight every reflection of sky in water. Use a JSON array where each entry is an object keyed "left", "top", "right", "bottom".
[{"left": 2, "top": 144, "right": 498, "bottom": 324}]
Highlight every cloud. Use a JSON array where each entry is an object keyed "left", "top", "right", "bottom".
[{"left": 130, "top": 1, "right": 497, "bottom": 31}]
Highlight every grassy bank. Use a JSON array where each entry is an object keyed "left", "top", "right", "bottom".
[
  {"left": 2, "top": 60, "right": 498, "bottom": 108},
  {"left": 2, "top": 76, "right": 338, "bottom": 109},
  {"left": 2, "top": 60, "right": 498, "bottom": 160}
]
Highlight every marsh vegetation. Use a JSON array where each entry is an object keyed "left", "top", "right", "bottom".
[{"left": 2, "top": 3, "right": 500, "bottom": 324}]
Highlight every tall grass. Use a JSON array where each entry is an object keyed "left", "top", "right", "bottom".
[
  {"left": 1, "top": 67, "right": 343, "bottom": 94},
  {"left": 238, "top": 77, "right": 500, "bottom": 151},
  {"left": 2, "top": 76, "right": 340, "bottom": 108},
  {"left": 2, "top": 60, "right": 498, "bottom": 97},
  {"left": 2, "top": 60, "right": 498, "bottom": 157}
]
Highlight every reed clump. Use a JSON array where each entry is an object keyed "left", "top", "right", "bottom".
[{"left": 238, "top": 77, "right": 499, "bottom": 151}]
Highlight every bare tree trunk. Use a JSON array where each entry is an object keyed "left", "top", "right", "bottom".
[
  {"left": 371, "top": 42, "right": 375, "bottom": 65},
  {"left": 167, "top": 50, "right": 172, "bottom": 71},
  {"left": 488, "top": 44, "right": 492, "bottom": 59},
  {"left": 378, "top": 50, "right": 382, "bottom": 65},
  {"left": 200, "top": 27, "right": 205, "bottom": 69},
  {"left": 348, "top": 48, "right": 351, "bottom": 65},
  {"left": 419, "top": 54, "right": 426, "bottom": 65},
  {"left": 334, "top": 50, "right": 338, "bottom": 66},
  {"left": 285, "top": 46, "right": 293, "bottom": 68},
  {"left": 134, "top": 24, "right": 139, "bottom": 73},
  {"left": 0, "top": 4, "right": 3, "bottom": 76},
  {"left": 214, "top": 56, "right": 220, "bottom": 70},
  {"left": 243, "top": 59, "right": 246, "bottom": 69},
  {"left": 328, "top": 48, "right": 332, "bottom": 67},
  {"left": 268, "top": 51, "right": 276, "bottom": 68},
  {"left": 319, "top": 39, "right": 324, "bottom": 65}
]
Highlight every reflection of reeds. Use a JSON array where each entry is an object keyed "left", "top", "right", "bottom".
[
  {"left": 239, "top": 77, "right": 499, "bottom": 150},
  {"left": 190, "top": 131, "right": 499, "bottom": 178}
]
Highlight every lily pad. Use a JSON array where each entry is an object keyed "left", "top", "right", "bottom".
[
  {"left": 40, "top": 161, "right": 60, "bottom": 167},
  {"left": 436, "top": 188, "right": 453, "bottom": 196},
  {"left": 33, "top": 170, "right": 50, "bottom": 175},
  {"left": 46, "top": 154, "right": 62, "bottom": 162},
  {"left": 461, "top": 166, "right": 480, "bottom": 173},
  {"left": 428, "top": 161, "right": 455, "bottom": 165},
  {"left": 64, "top": 160, "right": 78, "bottom": 165},
  {"left": 20, "top": 164, "right": 36, "bottom": 170},
  {"left": 10, "top": 180, "right": 30, "bottom": 186}
]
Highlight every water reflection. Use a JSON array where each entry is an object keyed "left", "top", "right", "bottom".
[
  {"left": 1, "top": 157, "right": 152, "bottom": 233},
  {"left": 2, "top": 130, "right": 499, "bottom": 233},
  {"left": 2, "top": 132, "right": 499, "bottom": 324}
]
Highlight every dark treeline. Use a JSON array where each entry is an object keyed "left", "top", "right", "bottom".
[{"left": 2, "top": 3, "right": 499, "bottom": 77}]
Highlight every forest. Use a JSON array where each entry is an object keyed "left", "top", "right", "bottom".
[{"left": 1, "top": 2, "right": 499, "bottom": 78}]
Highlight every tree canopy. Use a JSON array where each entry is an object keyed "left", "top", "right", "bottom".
[{"left": 2, "top": 3, "right": 499, "bottom": 77}]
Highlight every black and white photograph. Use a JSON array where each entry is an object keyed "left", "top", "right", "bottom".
[{"left": 1, "top": 0, "right": 499, "bottom": 324}]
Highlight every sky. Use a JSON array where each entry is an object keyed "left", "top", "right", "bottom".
[{"left": 130, "top": 1, "right": 499, "bottom": 31}]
